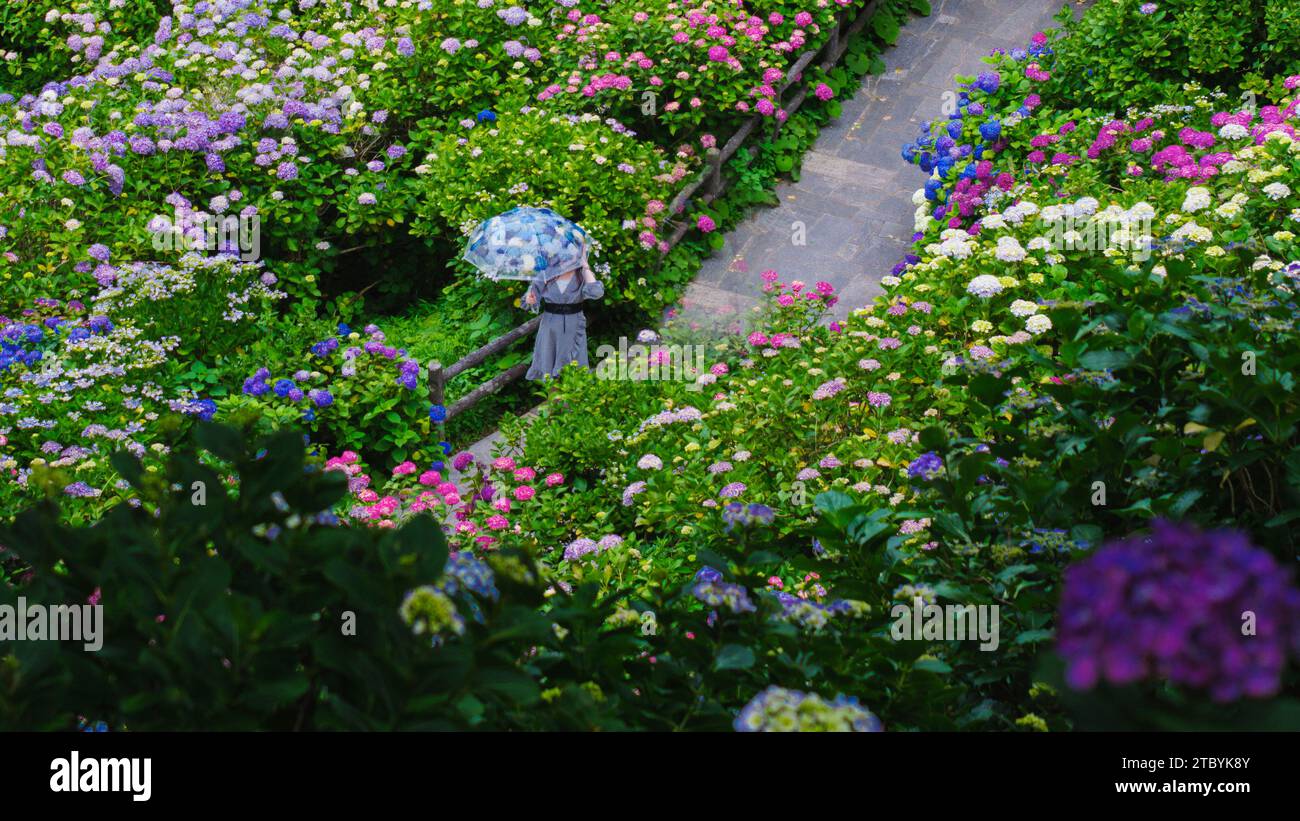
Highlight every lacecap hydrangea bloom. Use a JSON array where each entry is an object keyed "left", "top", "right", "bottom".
[{"left": 734, "top": 686, "right": 883, "bottom": 732}]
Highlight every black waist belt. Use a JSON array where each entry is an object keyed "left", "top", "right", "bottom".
[{"left": 542, "top": 300, "right": 584, "bottom": 315}]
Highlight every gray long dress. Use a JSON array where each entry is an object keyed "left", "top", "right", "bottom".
[{"left": 524, "top": 276, "right": 604, "bottom": 380}]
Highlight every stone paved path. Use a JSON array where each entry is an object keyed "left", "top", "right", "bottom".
[
  {"left": 681, "top": 0, "right": 1079, "bottom": 322},
  {"left": 463, "top": 0, "right": 1081, "bottom": 467}
]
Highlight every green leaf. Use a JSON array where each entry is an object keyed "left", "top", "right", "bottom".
[
  {"left": 871, "top": 12, "right": 901, "bottom": 44},
  {"left": 195, "top": 422, "right": 247, "bottom": 462},
  {"left": 1078, "top": 350, "right": 1134, "bottom": 372},
  {"left": 1015, "top": 629, "right": 1054, "bottom": 645},
  {"left": 913, "top": 658, "right": 951, "bottom": 674},
  {"left": 715, "top": 644, "right": 756, "bottom": 671},
  {"left": 968, "top": 374, "right": 1009, "bottom": 409}
]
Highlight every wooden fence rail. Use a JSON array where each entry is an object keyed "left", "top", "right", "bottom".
[{"left": 427, "top": 0, "right": 881, "bottom": 424}]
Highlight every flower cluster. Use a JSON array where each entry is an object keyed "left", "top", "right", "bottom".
[
  {"left": 691, "top": 566, "right": 756, "bottom": 614},
  {"left": 733, "top": 686, "right": 883, "bottom": 732},
  {"left": 325, "top": 449, "right": 563, "bottom": 551},
  {"left": 1057, "top": 521, "right": 1300, "bottom": 702}
]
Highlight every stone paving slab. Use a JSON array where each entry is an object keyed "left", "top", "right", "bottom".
[{"left": 681, "top": 0, "right": 1080, "bottom": 324}]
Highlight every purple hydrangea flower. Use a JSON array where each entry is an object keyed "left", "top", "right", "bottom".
[
  {"left": 907, "top": 452, "right": 943, "bottom": 481},
  {"left": 1058, "top": 521, "right": 1300, "bottom": 702}
]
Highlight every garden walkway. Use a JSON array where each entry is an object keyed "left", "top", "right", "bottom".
[
  {"left": 681, "top": 0, "right": 1074, "bottom": 322},
  {"left": 461, "top": 0, "right": 1076, "bottom": 468}
]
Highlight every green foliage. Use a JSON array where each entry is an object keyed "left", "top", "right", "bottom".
[{"left": 1047, "top": 0, "right": 1300, "bottom": 112}]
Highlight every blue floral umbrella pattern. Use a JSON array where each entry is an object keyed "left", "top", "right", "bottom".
[{"left": 463, "top": 206, "right": 589, "bottom": 282}]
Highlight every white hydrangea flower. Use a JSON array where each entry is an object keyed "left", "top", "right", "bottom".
[
  {"left": 1001, "top": 205, "right": 1027, "bottom": 225},
  {"left": 1009, "top": 299, "right": 1039, "bottom": 317},
  {"left": 1264, "top": 182, "right": 1292, "bottom": 200},
  {"left": 1172, "top": 220, "right": 1212, "bottom": 243},
  {"left": 1025, "top": 314, "right": 1052, "bottom": 335},
  {"left": 1218, "top": 123, "right": 1249, "bottom": 140},
  {"left": 966, "top": 275, "right": 1004, "bottom": 298},
  {"left": 994, "top": 236, "right": 1027, "bottom": 262},
  {"left": 1129, "top": 201, "right": 1157, "bottom": 220},
  {"left": 1040, "top": 205, "right": 1065, "bottom": 222},
  {"left": 1182, "top": 187, "right": 1212, "bottom": 213},
  {"left": 939, "top": 235, "right": 975, "bottom": 259}
]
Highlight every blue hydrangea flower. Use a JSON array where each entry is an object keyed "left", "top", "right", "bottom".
[{"left": 907, "top": 452, "right": 944, "bottom": 481}]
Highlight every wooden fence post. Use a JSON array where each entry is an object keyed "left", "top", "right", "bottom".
[
  {"left": 428, "top": 360, "right": 445, "bottom": 411},
  {"left": 705, "top": 147, "right": 723, "bottom": 196}
]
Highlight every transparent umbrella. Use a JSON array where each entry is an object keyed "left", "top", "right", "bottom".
[{"left": 462, "top": 206, "right": 589, "bottom": 282}]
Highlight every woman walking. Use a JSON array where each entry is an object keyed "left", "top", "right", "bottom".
[{"left": 522, "top": 262, "right": 603, "bottom": 381}]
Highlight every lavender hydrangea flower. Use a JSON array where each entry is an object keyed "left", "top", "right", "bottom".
[
  {"left": 497, "top": 5, "right": 528, "bottom": 25},
  {"left": 563, "top": 538, "right": 598, "bottom": 561},
  {"left": 721, "top": 502, "right": 774, "bottom": 531},
  {"left": 719, "top": 482, "right": 747, "bottom": 499},
  {"left": 692, "top": 569, "right": 756, "bottom": 614}
]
